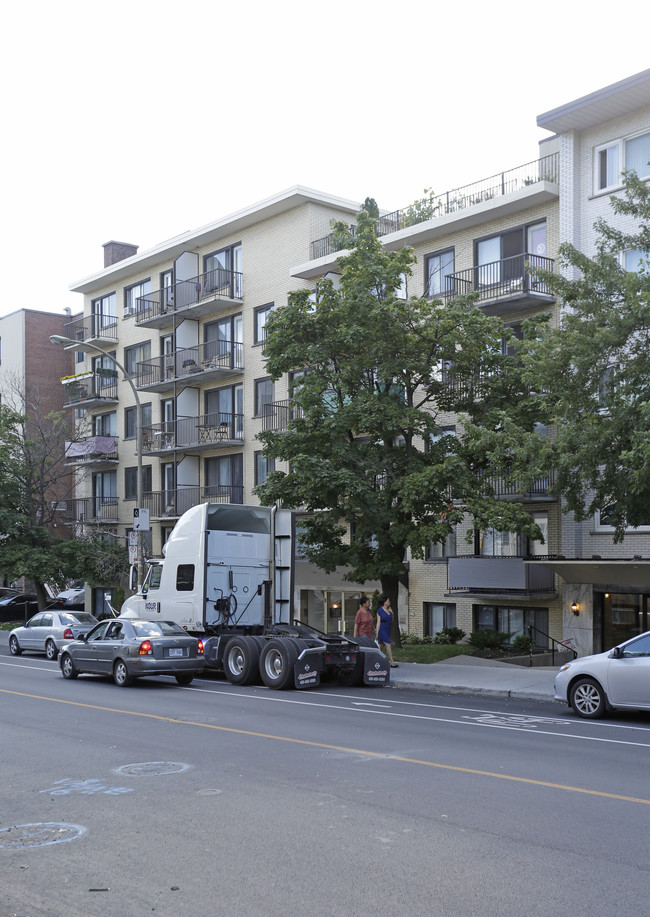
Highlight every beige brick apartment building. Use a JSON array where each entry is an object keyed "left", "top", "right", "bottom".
[{"left": 61, "top": 70, "right": 650, "bottom": 654}]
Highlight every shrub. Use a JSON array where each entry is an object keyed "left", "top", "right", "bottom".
[
  {"left": 512, "top": 634, "right": 533, "bottom": 655},
  {"left": 400, "top": 631, "right": 434, "bottom": 645},
  {"left": 433, "top": 627, "right": 466, "bottom": 645},
  {"left": 468, "top": 629, "right": 511, "bottom": 651}
]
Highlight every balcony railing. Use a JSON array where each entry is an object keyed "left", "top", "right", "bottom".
[
  {"left": 61, "top": 372, "right": 118, "bottom": 406},
  {"left": 142, "top": 412, "right": 244, "bottom": 453},
  {"left": 64, "top": 497, "right": 118, "bottom": 524},
  {"left": 64, "top": 313, "right": 118, "bottom": 343},
  {"left": 142, "top": 484, "right": 244, "bottom": 517},
  {"left": 444, "top": 253, "right": 554, "bottom": 304},
  {"left": 135, "top": 340, "right": 243, "bottom": 389},
  {"left": 447, "top": 556, "right": 555, "bottom": 594},
  {"left": 64, "top": 436, "right": 119, "bottom": 464},
  {"left": 479, "top": 471, "right": 556, "bottom": 501},
  {"left": 133, "top": 268, "right": 243, "bottom": 325},
  {"left": 310, "top": 153, "right": 559, "bottom": 259},
  {"left": 262, "top": 399, "right": 304, "bottom": 432}
]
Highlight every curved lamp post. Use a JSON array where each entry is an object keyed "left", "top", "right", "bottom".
[{"left": 50, "top": 334, "right": 143, "bottom": 589}]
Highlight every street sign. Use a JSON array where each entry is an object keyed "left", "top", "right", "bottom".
[
  {"left": 133, "top": 508, "right": 150, "bottom": 531},
  {"left": 129, "top": 531, "right": 138, "bottom": 547},
  {"left": 129, "top": 545, "right": 138, "bottom": 564}
]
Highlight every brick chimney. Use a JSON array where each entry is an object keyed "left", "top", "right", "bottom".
[{"left": 103, "top": 240, "right": 139, "bottom": 267}]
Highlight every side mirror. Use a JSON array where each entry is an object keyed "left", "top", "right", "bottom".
[
  {"left": 77, "top": 634, "right": 87, "bottom": 641},
  {"left": 611, "top": 646, "right": 623, "bottom": 658}
]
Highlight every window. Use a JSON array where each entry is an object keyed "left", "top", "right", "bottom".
[
  {"left": 205, "top": 454, "right": 243, "bottom": 503},
  {"left": 124, "top": 341, "right": 151, "bottom": 376},
  {"left": 255, "top": 377, "right": 274, "bottom": 416},
  {"left": 424, "top": 603, "right": 456, "bottom": 637},
  {"left": 125, "top": 465, "right": 152, "bottom": 500},
  {"left": 596, "top": 506, "right": 650, "bottom": 532},
  {"left": 91, "top": 293, "right": 117, "bottom": 334},
  {"left": 623, "top": 249, "right": 647, "bottom": 272},
  {"left": 206, "top": 384, "right": 243, "bottom": 437},
  {"left": 425, "top": 249, "right": 454, "bottom": 298},
  {"left": 124, "top": 279, "right": 151, "bottom": 315},
  {"left": 474, "top": 605, "right": 548, "bottom": 644},
  {"left": 92, "top": 352, "right": 117, "bottom": 389},
  {"left": 124, "top": 403, "right": 151, "bottom": 439},
  {"left": 205, "top": 314, "right": 243, "bottom": 367},
  {"left": 176, "top": 565, "right": 195, "bottom": 592},
  {"left": 426, "top": 527, "right": 457, "bottom": 560},
  {"left": 595, "top": 142, "right": 620, "bottom": 192},
  {"left": 477, "top": 529, "right": 523, "bottom": 556},
  {"left": 254, "top": 303, "right": 273, "bottom": 344},
  {"left": 93, "top": 412, "right": 116, "bottom": 437},
  {"left": 528, "top": 512, "right": 549, "bottom": 557},
  {"left": 475, "top": 222, "right": 546, "bottom": 287},
  {"left": 92, "top": 470, "right": 117, "bottom": 514},
  {"left": 626, "top": 131, "right": 650, "bottom": 180},
  {"left": 204, "top": 243, "right": 242, "bottom": 297},
  {"left": 160, "top": 270, "right": 174, "bottom": 308},
  {"left": 254, "top": 451, "right": 275, "bottom": 486}
]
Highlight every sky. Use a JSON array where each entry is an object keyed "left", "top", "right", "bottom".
[{"left": 2, "top": 0, "right": 649, "bottom": 318}]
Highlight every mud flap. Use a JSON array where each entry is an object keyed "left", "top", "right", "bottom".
[
  {"left": 294, "top": 657, "right": 320, "bottom": 689},
  {"left": 361, "top": 649, "right": 391, "bottom": 685}
]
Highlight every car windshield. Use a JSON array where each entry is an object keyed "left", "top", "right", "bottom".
[
  {"left": 131, "top": 620, "right": 187, "bottom": 638},
  {"left": 59, "top": 613, "right": 97, "bottom": 626}
]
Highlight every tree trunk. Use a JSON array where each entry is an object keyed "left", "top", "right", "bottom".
[{"left": 380, "top": 570, "right": 408, "bottom": 649}]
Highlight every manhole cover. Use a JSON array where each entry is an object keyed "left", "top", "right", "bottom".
[
  {"left": 0, "top": 823, "right": 86, "bottom": 849},
  {"left": 115, "top": 762, "right": 190, "bottom": 777}
]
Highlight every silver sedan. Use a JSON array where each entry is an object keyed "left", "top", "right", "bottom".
[
  {"left": 9, "top": 611, "right": 99, "bottom": 660},
  {"left": 554, "top": 630, "right": 650, "bottom": 718},
  {"left": 59, "top": 618, "right": 205, "bottom": 687}
]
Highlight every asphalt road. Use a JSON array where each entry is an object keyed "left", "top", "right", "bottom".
[{"left": 1, "top": 649, "right": 650, "bottom": 917}]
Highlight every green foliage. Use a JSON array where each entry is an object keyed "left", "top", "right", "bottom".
[
  {"left": 468, "top": 629, "right": 511, "bottom": 651},
  {"left": 433, "top": 626, "right": 466, "bottom": 645},
  {"left": 400, "top": 188, "right": 441, "bottom": 227},
  {"left": 512, "top": 633, "right": 533, "bottom": 655},
  {"left": 400, "top": 631, "right": 434, "bottom": 645}
]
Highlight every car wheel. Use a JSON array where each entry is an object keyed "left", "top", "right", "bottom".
[
  {"left": 9, "top": 635, "right": 22, "bottom": 656},
  {"left": 175, "top": 674, "right": 194, "bottom": 686},
  {"left": 61, "top": 653, "right": 78, "bottom": 680},
  {"left": 223, "top": 636, "right": 262, "bottom": 685},
  {"left": 570, "top": 677, "right": 607, "bottom": 718},
  {"left": 113, "top": 660, "right": 134, "bottom": 687},
  {"left": 259, "top": 639, "right": 298, "bottom": 690},
  {"left": 45, "top": 639, "right": 59, "bottom": 661}
]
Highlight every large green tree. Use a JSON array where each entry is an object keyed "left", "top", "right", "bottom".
[
  {"left": 518, "top": 170, "right": 650, "bottom": 541},
  {"left": 256, "top": 206, "right": 546, "bottom": 637},
  {"left": 0, "top": 401, "right": 128, "bottom": 608}
]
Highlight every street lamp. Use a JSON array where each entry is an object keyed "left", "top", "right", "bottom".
[{"left": 50, "top": 334, "right": 144, "bottom": 588}]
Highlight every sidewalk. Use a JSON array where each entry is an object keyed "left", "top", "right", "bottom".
[{"left": 1, "top": 630, "right": 558, "bottom": 701}]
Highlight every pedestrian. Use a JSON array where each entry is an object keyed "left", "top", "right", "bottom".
[
  {"left": 375, "top": 595, "right": 398, "bottom": 667},
  {"left": 353, "top": 595, "right": 374, "bottom": 639}
]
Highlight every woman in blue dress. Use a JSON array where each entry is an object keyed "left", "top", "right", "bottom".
[{"left": 375, "top": 595, "right": 398, "bottom": 667}]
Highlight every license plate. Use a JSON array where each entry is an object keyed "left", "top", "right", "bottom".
[{"left": 168, "top": 648, "right": 184, "bottom": 657}]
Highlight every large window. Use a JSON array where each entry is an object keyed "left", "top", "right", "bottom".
[
  {"left": 426, "top": 527, "right": 457, "bottom": 560},
  {"left": 474, "top": 605, "right": 548, "bottom": 644},
  {"left": 425, "top": 249, "right": 454, "bottom": 298},
  {"left": 205, "top": 314, "right": 243, "bottom": 367},
  {"left": 206, "top": 384, "right": 243, "bottom": 437},
  {"left": 93, "top": 412, "right": 116, "bottom": 437},
  {"left": 204, "top": 243, "right": 242, "bottom": 297},
  {"left": 91, "top": 293, "right": 116, "bottom": 333},
  {"left": 124, "top": 279, "right": 151, "bottom": 316},
  {"left": 595, "top": 141, "right": 620, "bottom": 192},
  {"left": 125, "top": 465, "right": 152, "bottom": 499},
  {"left": 477, "top": 529, "right": 522, "bottom": 557},
  {"left": 124, "top": 341, "right": 151, "bottom": 376},
  {"left": 124, "top": 403, "right": 152, "bottom": 439},
  {"left": 254, "top": 451, "right": 275, "bottom": 486},
  {"left": 254, "top": 377, "right": 274, "bottom": 416},
  {"left": 626, "top": 131, "right": 650, "bottom": 179},
  {"left": 205, "top": 454, "right": 243, "bottom": 503},
  {"left": 254, "top": 303, "right": 274, "bottom": 344},
  {"left": 424, "top": 603, "right": 456, "bottom": 637},
  {"left": 594, "top": 131, "right": 650, "bottom": 193},
  {"left": 476, "top": 222, "right": 546, "bottom": 287}
]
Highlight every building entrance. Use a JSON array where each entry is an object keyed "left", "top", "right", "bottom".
[{"left": 601, "top": 593, "right": 650, "bottom": 649}]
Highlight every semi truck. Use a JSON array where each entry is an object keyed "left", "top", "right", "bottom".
[{"left": 120, "top": 502, "right": 390, "bottom": 690}]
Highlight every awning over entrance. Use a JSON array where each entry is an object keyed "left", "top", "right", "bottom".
[{"left": 526, "top": 559, "right": 650, "bottom": 587}]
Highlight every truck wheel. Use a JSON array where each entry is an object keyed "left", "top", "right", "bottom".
[
  {"left": 259, "top": 639, "right": 298, "bottom": 690},
  {"left": 223, "top": 637, "right": 262, "bottom": 686}
]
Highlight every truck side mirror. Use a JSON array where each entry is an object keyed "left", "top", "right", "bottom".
[{"left": 129, "top": 565, "right": 138, "bottom": 592}]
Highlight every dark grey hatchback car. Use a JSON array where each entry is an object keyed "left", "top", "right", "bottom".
[{"left": 59, "top": 618, "right": 205, "bottom": 687}]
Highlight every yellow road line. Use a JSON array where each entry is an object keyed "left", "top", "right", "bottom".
[{"left": 3, "top": 688, "right": 650, "bottom": 805}]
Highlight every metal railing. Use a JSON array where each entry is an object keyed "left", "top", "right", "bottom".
[
  {"left": 64, "top": 313, "right": 118, "bottom": 343},
  {"left": 310, "top": 153, "right": 559, "bottom": 259},
  {"left": 134, "top": 268, "right": 243, "bottom": 324},
  {"left": 61, "top": 373, "right": 118, "bottom": 405},
  {"left": 479, "top": 471, "right": 556, "bottom": 500},
  {"left": 64, "top": 496, "right": 119, "bottom": 524},
  {"left": 262, "top": 399, "right": 304, "bottom": 432},
  {"left": 135, "top": 340, "right": 244, "bottom": 387},
  {"left": 527, "top": 624, "right": 577, "bottom": 665},
  {"left": 141, "top": 412, "right": 244, "bottom": 452},
  {"left": 141, "top": 484, "right": 244, "bottom": 517},
  {"left": 445, "top": 253, "right": 554, "bottom": 302}
]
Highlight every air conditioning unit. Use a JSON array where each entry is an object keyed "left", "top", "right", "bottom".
[{"left": 50, "top": 501, "right": 67, "bottom": 512}]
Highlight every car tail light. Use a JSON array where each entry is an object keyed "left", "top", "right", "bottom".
[
  {"left": 197, "top": 640, "right": 204, "bottom": 655},
  {"left": 62, "top": 628, "right": 73, "bottom": 640},
  {"left": 139, "top": 640, "right": 153, "bottom": 656}
]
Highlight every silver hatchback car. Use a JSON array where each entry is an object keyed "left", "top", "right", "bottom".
[
  {"left": 59, "top": 618, "right": 205, "bottom": 687},
  {"left": 554, "top": 630, "right": 650, "bottom": 718},
  {"left": 9, "top": 611, "right": 99, "bottom": 660}
]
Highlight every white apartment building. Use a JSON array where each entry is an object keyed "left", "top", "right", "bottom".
[{"left": 63, "top": 70, "right": 650, "bottom": 652}]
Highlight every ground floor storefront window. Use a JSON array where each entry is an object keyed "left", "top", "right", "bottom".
[{"left": 601, "top": 593, "right": 650, "bottom": 649}]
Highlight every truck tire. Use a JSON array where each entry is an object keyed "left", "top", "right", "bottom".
[
  {"left": 223, "top": 636, "right": 262, "bottom": 686},
  {"left": 259, "top": 639, "right": 298, "bottom": 690}
]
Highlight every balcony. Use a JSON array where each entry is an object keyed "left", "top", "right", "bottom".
[
  {"left": 445, "top": 253, "right": 555, "bottom": 315},
  {"left": 142, "top": 484, "right": 244, "bottom": 518},
  {"left": 309, "top": 153, "right": 559, "bottom": 260},
  {"left": 133, "top": 268, "right": 243, "bottom": 329},
  {"left": 141, "top": 412, "right": 244, "bottom": 455},
  {"left": 65, "top": 436, "right": 119, "bottom": 466},
  {"left": 478, "top": 471, "right": 556, "bottom": 502},
  {"left": 64, "top": 313, "right": 118, "bottom": 345},
  {"left": 447, "top": 556, "right": 556, "bottom": 597},
  {"left": 136, "top": 341, "right": 243, "bottom": 393},
  {"left": 262, "top": 399, "right": 304, "bottom": 432},
  {"left": 61, "top": 371, "right": 118, "bottom": 408},
  {"left": 64, "top": 497, "right": 119, "bottom": 525}
]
